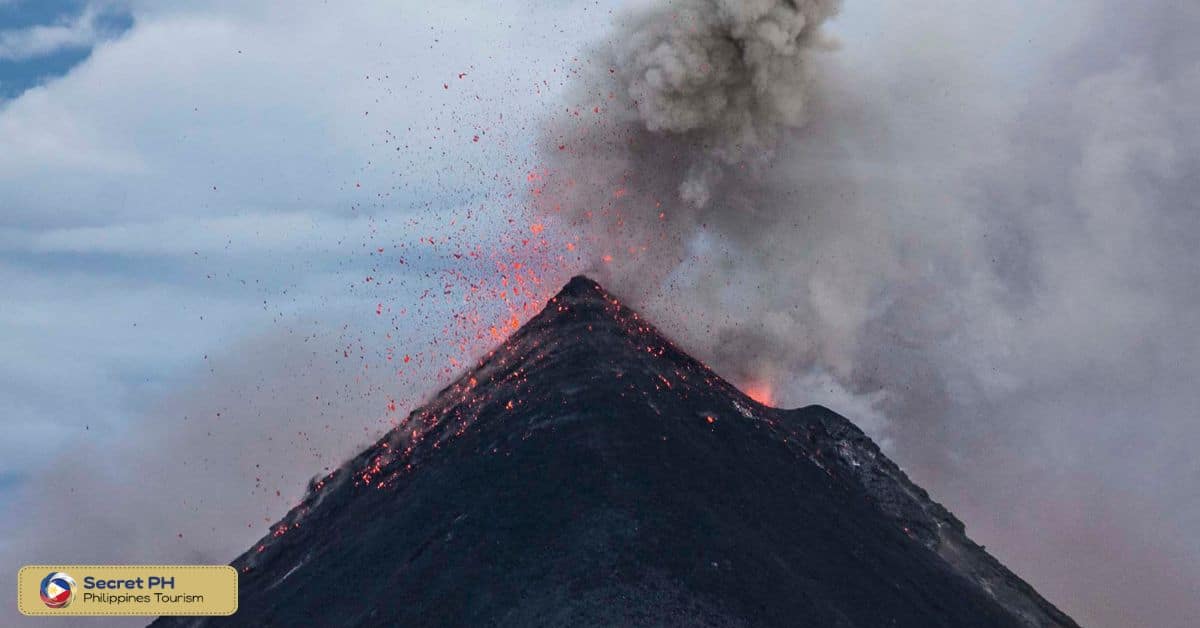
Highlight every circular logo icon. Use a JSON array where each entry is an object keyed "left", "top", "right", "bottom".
[{"left": 39, "top": 572, "right": 76, "bottom": 609}]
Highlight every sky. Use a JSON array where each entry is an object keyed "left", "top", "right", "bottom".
[{"left": 1, "top": 1, "right": 1198, "bottom": 627}]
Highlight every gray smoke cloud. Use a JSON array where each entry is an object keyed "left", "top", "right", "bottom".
[
  {"left": 615, "top": 0, "right": 840, "bottom": 208},
  {"left": 535, "top": 0, "right": 843, "bottom": 290},
  {"left": 537, "top": 1, "right": 1200, "bottom": 627}
]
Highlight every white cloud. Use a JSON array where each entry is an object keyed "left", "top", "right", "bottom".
[
  {"left": 0, "top": 6, "right": 108, "bottom": 61},
  {"left": 0, "top": 1, "right": 593, "bottom": 229}
]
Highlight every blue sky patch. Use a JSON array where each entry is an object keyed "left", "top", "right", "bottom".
[{"left": 0, "top": 0, "right": 132, "bottom": 99}]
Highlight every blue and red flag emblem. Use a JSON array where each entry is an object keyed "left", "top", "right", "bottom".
[{"left": 39, "top": 572, "right": 75, "bottom": 609}]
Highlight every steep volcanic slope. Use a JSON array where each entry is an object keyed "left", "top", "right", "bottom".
[{"left": 154, "top": 277, "right": 1078, "bottom": 628}]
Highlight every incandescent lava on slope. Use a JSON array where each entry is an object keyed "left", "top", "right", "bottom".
[{"left": 154, "top": 276, "right": 1078, "bottom": 628}]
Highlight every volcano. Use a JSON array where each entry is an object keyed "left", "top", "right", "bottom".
[{"left": 154, "top": 276, "right": 1077, "bottom": 627}]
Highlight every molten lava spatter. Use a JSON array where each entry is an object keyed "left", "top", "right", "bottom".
[{"left": 155, "top": 276, "right": 1079, "bottom": 628}]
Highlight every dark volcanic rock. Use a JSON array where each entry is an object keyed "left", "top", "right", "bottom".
[{"left": 154, "top": 276, "right": 1079, "bottom": 628}]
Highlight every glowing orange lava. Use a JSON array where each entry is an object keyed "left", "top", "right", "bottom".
[{"left": 744, "top": 382, "right": 774, "bottom": 406}]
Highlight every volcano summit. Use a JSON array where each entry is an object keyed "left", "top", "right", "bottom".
[{"left": 155, "top": 276, "right": 1077, "bottom": 627}]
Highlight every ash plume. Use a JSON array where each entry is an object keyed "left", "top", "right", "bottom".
[
  {"left": 535, "top": 0, "right": 842, "bottom": 289},
  {"left": 612, "top": 0, "right": 840, "bottom": 207}
]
